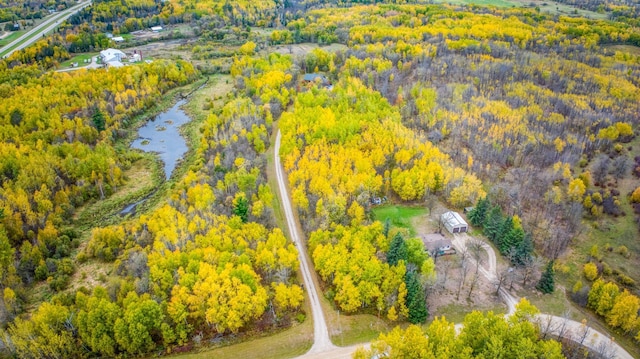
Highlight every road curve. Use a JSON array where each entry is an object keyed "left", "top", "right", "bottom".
[
  {"left": 274, "top": 129, "right": 632, "bottom": 359},
  {"left": 274, "top": 131, "right": 337, "bottom": 355},
  {"left": 452, "top": 233, "right": 633, "bottom": 359},
  {"left": 1, "top": 1, "right": 91, "bottom": 58}
]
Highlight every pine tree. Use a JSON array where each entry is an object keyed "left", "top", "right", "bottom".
[
  {"left": 233, "top": 195, "right": 249, "bottom": 223},
  {"left": 513, "top": 234, "right": 533, "bottom": 265},
  {"left": 405, "top": 271, "right": 428, "bottom": 324},
  {"left": 537, "top": 261, "right": 555, "bottom": 294},
  {"left": 497, "top": 217, "right": 513, "bottom": 254},
  {"left": 387, "top": 233, "right": 407, "bottom": 266},
  {"left": 92, "top": 108, "right": 106, "bottom": 132},
  {"left": 383, "top": 218, "right": 391, "bottom": 238},
  {"left": 483, "top": 206, "right": 503, "bottom": 243},
  {"left": 468, "top": 197, "right": 489, "bottom": 227}
]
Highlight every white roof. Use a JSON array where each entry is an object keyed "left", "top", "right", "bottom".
[
  {"left": 112, "top": 36, "right": 124, "bottom": 42},
  {"left": 106, "top": 61, "right": 124, "bottom": 68},
  {"left": 100, "top": 48, "right": 125, "bottom": 58},
  {"left": 151, "top": 26, "right": 163, "bottom": 31},
  {"left": 441, "top": 211, "right": 467, "bottom": 227}
]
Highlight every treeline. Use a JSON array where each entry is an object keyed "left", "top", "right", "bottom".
[
  {"left": 0, "top": 60, "right": 197, "bottom": 328},
  {"left": 355, "top": 299, "right": 564, "bottom": 359},
  {"left": 0, "top": 0, "right": 73, "bottom": 22}
]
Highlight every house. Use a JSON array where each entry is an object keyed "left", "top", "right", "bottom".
[
  {"left": 422, "top": 233, "right": 456, "bottom": 257},
  {"left": 441, "top": 211, "right": 469, "bottom": 234},
  {"left": 112, "top": 36, "right": 124, "bottom": 43},
  {"left": 303, "top": 73, "right": 328, "bottom": 84},
  {"left": 100, "top": 48, "right": 125, "bottom": 63},
  {"left": 151, "top": 26, "right": 163, "bottom": 32}
]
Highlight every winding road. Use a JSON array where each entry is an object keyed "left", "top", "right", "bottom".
[
  {"left": 0, "top": 1, "right": 91, "bottom": 58},
  {"left": 452, "top": 233, "right": 633, "bottom": 359},
  {"left": 275, "top": 129, "right": 633, "bottom": 359}
]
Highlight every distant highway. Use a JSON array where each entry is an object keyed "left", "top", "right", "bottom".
[{"left": 0, "top": 1, "right": 91, "bottom": 58}]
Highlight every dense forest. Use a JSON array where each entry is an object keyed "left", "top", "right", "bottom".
[{"left": 0, "top": 0, "right": 639, "bottom": 357}]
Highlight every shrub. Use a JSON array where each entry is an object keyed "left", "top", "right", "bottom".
[
  {"left": 617, "top": 274, "right": 636, "bottom": 287},
  {"left": 584, "top": 262, "right": 599, "bottom": 281},
  {"left": 631, "top": 187, "right": 640, "bottom": 203},
  {"left": 616, "top": 245, "right": 630, "bottom": 258}
]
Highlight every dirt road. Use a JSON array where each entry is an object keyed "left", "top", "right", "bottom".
[
  {"left": 275, "top": 131, "right": 336, "bottom": 354},
  {"left": 453, "top": 233, "right": 633, "bottom": 359}
]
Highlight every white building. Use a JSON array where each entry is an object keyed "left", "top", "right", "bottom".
[
  {"left": 151, "top": 26, "right": 163, "bottom": 32},
  {"left": 441, "top": 211, "right": 468, "bottom": 234},
  {"left": 129, "top": 53, "right": 141, "bottom": 62},
  {"left": 100, "top": 48, "right": 126, "bottom": 63},
  {"left": 112, "top": 36, "right": 124, "bottom": 43},
  {"left": 106, "top": 61, "right": 124, "bottom": 68}
]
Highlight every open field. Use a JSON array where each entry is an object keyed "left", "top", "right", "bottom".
[
  {"left": 59, "top": 52, "right": 96, "bottom": 68},
  {"left": 372, "top": 205, "right": 428, "bottom": 235},
  {"left": 433, "top": 0, "right": 608, "bottom": 19},
  {"left": 0, "top": 31, "right": 24, "bottom": 46}
]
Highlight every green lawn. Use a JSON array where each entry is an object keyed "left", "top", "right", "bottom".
[
  {"left": 0, "top": 31, "right": 24, "bottom": 47},
  {"left": 59, "top": 52, "right": 96, "bottom": 68},
  {"left": 372, "top": 205, "right": 428, "bottom": 235}
]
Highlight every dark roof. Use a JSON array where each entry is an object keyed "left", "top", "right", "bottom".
[{"left": 303, "top": 73, "right": 326, "bottom": 82}]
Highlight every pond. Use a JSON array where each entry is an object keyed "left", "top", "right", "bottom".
[
  {"left": 131, "top": 99, "right": 190, "bottom": 180},
  {"left": 120, "top": 99, "right": 192, "bottom": 215}
]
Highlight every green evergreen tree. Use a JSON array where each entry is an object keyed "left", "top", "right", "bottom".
[
  {"left": 405, "top": 271, "right": 428, "bottom": 324},
  {"left": 233, "top": 195, "right": 249, "bottom": 223},
  {"left": 483, "top": 206, "right": 503, "bottom": 243},
  {"left": 537, "top": 261, "right": 555, "bottom": 294},
  {"left": 387, "top": 233, "right": 408, "bottom": 266},
  {"left": 92, "top": 108, "right": 106, "bottom": 132},
  {"left": 503, "top": 225, "right": 525, "bottom": 256},
  {"left": 513, "top": 234, "right": 533, "bottom": 265},
  {"left": 468, "top": 197, "right": 489, "bottom": 227},
  {"left": 497, "top": 217, "right": 514, "bottom": 254},
  {"left": 383, "top": 218, "right": 391, "bottom": 238}
]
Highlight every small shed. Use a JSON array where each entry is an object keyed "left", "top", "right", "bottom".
[
  {"left": 151, "top": 26, "right": 163, "bottom": 32},
  {"left": 441, "top": 211, "right": 468, "bottom": 234},
  {"left": 112, "top": 36, "right": 124, "bottom": 42},
  {"left": 422, "top": 233, "right": 455, "bottom": 257}
]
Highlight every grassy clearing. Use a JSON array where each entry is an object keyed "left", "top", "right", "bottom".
[
  {"left": 329, "top": 312, "right": 391, "bottom": 347},
  {"left": 59, "top": 52, "right": 96, "bottom": 68},
  {"left": 605, "top": 44, "right": 640, "bottom": 56},
  {"left": 168, "top": 322, "right": 312, "bottom": 359},
  {"left": 0, "top": 31, "right": 24, "bottom": 46},
  {"left": 372, "top": 205, "right": 428, "bottom": 235}
]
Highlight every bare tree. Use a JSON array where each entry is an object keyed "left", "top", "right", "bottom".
[
  {"left": 456, "top": 246, "right": 469, "bottom": 301},
  {"left": 467, "top": 239, "right": 484, "bottom": 299},
  {"left": 611, "top": 156, "right": 629, "bottom": 179},
  {"left": 537, "top": 314, "right": 559, "bottom": 340},
  {"left": 593, "top": 336, "right": 618, "bottom": 359},
  {"left": 519, "top": 256, "right": 542, "bottom": 288},
  {"left": 592, "top": 155, "right": 610, "bottom": 185},
  {"left": 494, "top": 268, "right": 511, "bottom": 295},
  {"left": 438, "top": 256, "right": 454, "bottom": 291}
]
